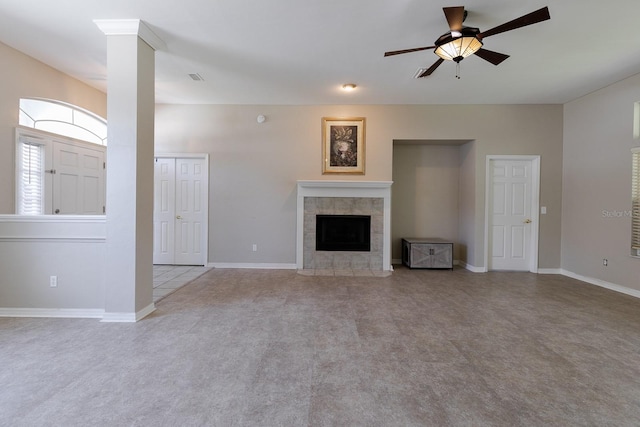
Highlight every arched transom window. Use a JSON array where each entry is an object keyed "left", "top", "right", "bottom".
[{"left": 19, "top": 98, "right": 107, "bottom": 146}]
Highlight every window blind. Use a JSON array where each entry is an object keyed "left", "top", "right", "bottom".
[
  {"left": 632, "top": 149, "right": 640, "bottom": 256},
  {"left": 17, "top": 140, "right": 44, "bottom": 215}
]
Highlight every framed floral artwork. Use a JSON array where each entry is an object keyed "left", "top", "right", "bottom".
[{"left": 322, "top": 117, "right": 365, "bottom": 174}]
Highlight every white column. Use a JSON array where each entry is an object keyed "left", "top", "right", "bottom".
[{"left": 95, "top": 20, "right": 165, "bottom": 321}]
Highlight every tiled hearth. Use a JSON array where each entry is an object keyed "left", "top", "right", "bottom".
[{"left": 296, "top": 180, "right": 393, "bottom": 272}]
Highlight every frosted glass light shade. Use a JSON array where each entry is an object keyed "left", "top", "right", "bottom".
[{"left": 435, "top": 36, "right": 483, "bottom": 62}]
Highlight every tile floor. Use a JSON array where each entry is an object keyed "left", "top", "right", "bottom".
[
  {"left": 152, "top": 265, "right": 211, "bottom": 302},
  {"left": 297, "top": 268, "right": 392, "bottom": 277},
  {"left": 4, "top": 268, "right": 640, "bottom": 425}
]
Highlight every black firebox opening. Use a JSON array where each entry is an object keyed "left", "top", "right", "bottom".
[{"left": 316, "top": 215, "right": 371, "bottom": 251}]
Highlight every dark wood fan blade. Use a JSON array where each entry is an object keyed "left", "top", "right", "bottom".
[
  {"left": 443, "top": 6, "right": 465, "bottom": 32},
  {"left": 478, "top": 6, "right": 550, "bottom": 39},
  {"left": 384, "top": 46, "right": 435, "bottom": 57},
  {"left": 474, "top": 48, "right": 510, "bottom": 65},
  {"left": 418, "top": 58, "right": 445, "bottom": 77}
]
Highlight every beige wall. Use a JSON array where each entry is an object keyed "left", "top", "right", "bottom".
[
  {"left": 563, "top": 72, "right": 640, "bottom": 291},
  {"left": 155, "top": 104, "right": 563, "bottom": 269},
  {"left": 0, "top": 40, "right": 564, "bottom": 272},
  {"left": 0, "top": 41, "right": 107, "bottom": 214},
  {"left": 3, "top": 34, "right": 639, "bottom": 308}
]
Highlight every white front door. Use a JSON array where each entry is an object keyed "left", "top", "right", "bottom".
[
  {"left": 488, "top": 158, "right": 537, "bottom": 271},
  {"left": 153, "top": 156, "right": 208, "bottom": 266},
  {"left": 52, "top": 140, "right": 105, "bottom": 215}
]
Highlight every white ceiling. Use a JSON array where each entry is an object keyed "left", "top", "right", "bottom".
[{"left": 1, "top": 0, "right": 639, "bottom": 105}]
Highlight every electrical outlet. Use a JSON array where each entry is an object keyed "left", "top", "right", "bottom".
[
  {"left": 50, "top": 276, "right": 57, "bottom": 287},
  {"left": 603, "top": 259, "right": 608, "bottom": 266},
  {"left": 252, "top": 244, "right": 257, "bottom": 252}
]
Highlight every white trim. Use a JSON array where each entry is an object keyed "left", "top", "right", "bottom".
[
  {"left": 101, "top": 303, "right": 156, "bottom": 323},
  {"left": 561, "top": 269, "right": 640, "bottom": 300},
  {"left": 136, "top": 303, "right": 156, "bottom": 321},
  {"left": 0, "top": 215, "right": 106, "bottom": 241},
  {"left": 296, "top": 180, "right": 393, "bottom": 271},
  {"left": 460, "top": 261, "right": 487, "bottom": 273},
  {"left": 209, "top": 262, "right": 297, "bottom": 270},
  {"left": 0, "top": 308, "right": 104, "bottom": 319},
  {"left": 101, "top": 312, "right": 135, "bottom": 322},
  {"left": 634, "top": 104, "right": 640, "bottom": 139},
  {"left": 155, "top": 152, "right": 208, "bottom": 159},
  {"left": 538, "top": 268, "right": 563, "bottom": 274},
  {"left": 0, "top": 237, "right": 105, "bottom": 243},
  {"left": 94, "top": 19, "right": 166, "bottom": 51},
  {"left": 297, "top": 180, "right": 393, "bottom": 189},
  {"left": 0, "top": 214, "right": 106, "bottom": 223},
  {"left": 484, "top": 155, "right": 540, "bottom": 273}
]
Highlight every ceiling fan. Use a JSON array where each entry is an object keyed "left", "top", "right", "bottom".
[{"left": 384, "top": 6, "right": 550, "bottom": 78}]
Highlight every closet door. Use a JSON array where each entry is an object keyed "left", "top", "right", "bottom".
[{"left": 153, "top": 156, "right": 207, "bottom": 265}]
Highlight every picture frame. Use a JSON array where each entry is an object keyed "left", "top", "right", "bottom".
[{"left": 322, "top": 117, "right": 365, "bottom": 174}]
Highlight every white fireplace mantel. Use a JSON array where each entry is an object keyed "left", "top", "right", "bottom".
[{"left": 296, "top": 180, "right": 393, "bottom": 271}]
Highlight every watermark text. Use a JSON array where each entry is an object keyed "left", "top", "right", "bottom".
[{"left": 602, "top": 210, "right": 632, "bottom": 218}]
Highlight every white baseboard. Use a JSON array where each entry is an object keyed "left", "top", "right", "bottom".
[
  {"left": 459, "top": 261, "right": 486, "bottom": 273},
  {"left": 208, "top": 262, "right": 297, "bottom": 270},
  {"left": 538, "top": 268, "right": 563, "bottom": 274},
  {"left": 0, "top": 307, "right": 104, "bottom": 319},
  {"left": 560, "top": 269, "right": 640, "bottom": 299},
  {"left": 393, "top": 259, "right": 460, "bottom": 267},
  {"left": 207, "top": 262, "right": 298, "bottom": 270},
  {"left": 101, "top": 303, "right": 156, "bottom": 323}
]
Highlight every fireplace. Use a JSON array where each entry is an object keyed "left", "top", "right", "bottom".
[
  {"left": 316, "top": 215, "right": 371, "bottom": 252},
  {"left": 296, "top": 180, "right": 393, "bottom": 271}
]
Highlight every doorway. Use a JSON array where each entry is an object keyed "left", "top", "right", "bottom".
[
  {"left": 485, "top": 156, "right": 540, "bottom": 272},
  {"left": 153, "top": 154, "right": 209, "bottom": 266}
]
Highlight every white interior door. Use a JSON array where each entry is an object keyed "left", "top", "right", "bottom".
[
  {"left": 52, "top": 141, "right": 105, "bottom": 215},
  {"left": 153, "top": 158, "right": 176, "bottom": 264},
  {"left": 489, "top": 159, "right": 535, "bottom": 271},
  {"left": 153, "top": 156, "right": 208, "bottom": 266},
  {"left": 174, "top": 158, "right": 206, "bottom": 265}
]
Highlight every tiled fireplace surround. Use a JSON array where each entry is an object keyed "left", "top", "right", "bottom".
[{"left": 296, "top": 181, "right": 392, "bottom": 271}]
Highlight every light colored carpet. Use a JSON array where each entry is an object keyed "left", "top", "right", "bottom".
[{"left": 2, "top": 266, "right": 640, "bottom": 426}]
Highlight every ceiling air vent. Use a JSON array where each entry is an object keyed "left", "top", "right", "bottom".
[
  {"left": 188, "top": 73, "right": 204, "bottom": 81},
  {"left": 413, "top": 68, "right": 427, "bottom": 79}
]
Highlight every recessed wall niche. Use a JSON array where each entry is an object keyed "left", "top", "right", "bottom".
[{"left": 391, "top": 139, "right": 473, "bottom": 264}]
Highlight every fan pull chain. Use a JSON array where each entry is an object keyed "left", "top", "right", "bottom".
[{"left": 455, "top": 62, "right": 461, "bottom": 79}]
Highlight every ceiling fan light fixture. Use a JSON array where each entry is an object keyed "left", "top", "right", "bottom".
[
  {"left": 341, "top": 83, "right": 357, "bottom": 91},
  {"left": 384, "top": 6, "right": 551, "bottom": 78},
  {"left": 434, "top": 28, "right": 483, "bottom": 63},
  {"left": 435, "top": 35, "right": 482, "bottom": 62}
]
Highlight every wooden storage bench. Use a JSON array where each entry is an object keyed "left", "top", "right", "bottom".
[{"left": 402, "top": 238, "right": 453, "bottom": 269}]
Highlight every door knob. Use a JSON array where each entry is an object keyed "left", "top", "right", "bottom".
[
  {"left": 54, "top": 209, "right": 60, "bottom": 214},
  {"left": 523, "top": 219, "right": 532, "bottom": 224},
  {"left": 176, "top": 215, "right": 182, "bottom": 220}
]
